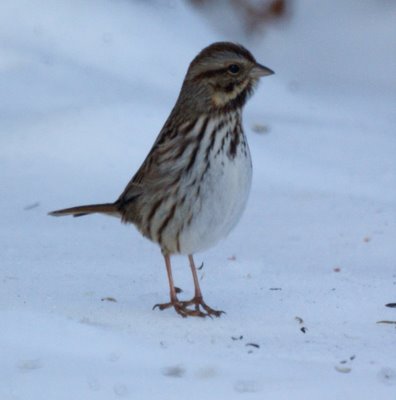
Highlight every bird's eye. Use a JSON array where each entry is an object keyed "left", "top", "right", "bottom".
[{"left": 228, "top": 64, "right": 240, "bottom": 74}]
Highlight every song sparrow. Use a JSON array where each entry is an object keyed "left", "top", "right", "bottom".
[{"left": 49, "top": 42, "right": 274, "bottom": 318}]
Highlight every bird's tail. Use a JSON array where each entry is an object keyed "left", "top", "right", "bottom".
[{"left": 48, "top": 202, "right": 120, "bottom": 218}]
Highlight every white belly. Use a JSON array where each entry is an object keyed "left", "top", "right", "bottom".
[{"left": 178, "top": 122, "right": 252, "bottom": 255}]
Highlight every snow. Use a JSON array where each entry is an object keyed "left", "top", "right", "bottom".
[{"left": 1, "top": 0, "right": 395, "bottom": 399}]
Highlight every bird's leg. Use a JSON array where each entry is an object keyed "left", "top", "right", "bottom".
[
  {"left": 153, "top": 254, "right": 186, "bottom": 317},
  {"left": 180, "top": 255, "right": 225, "bottom": 317},
  {"left": 153, "top": 254, "right": 206, "bottom": 318}
]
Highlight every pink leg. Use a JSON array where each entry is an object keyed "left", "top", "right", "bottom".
[
  {"left": 180, "top": 255, "right": 225, "bottom": 317},
  {"left": 153, "top": 254, "right": 221, "bottom": 317}
]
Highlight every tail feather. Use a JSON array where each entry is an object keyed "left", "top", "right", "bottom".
[{"left": 48, "top": 203, "right": 119, "bottom": 218}]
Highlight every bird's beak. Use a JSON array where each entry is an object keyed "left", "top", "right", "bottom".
[{"left": 251, "top": 63, "right": 275, "bottom": 78}]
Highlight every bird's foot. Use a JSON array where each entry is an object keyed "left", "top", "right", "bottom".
[
  {"left": 153, "top": 299, "right": 205, "bottom": 318},
  {"left": 181, "top": 296, "right": 225, "bottom": 318},
  {"left": 153, "top": 296, "right": 224, "bottom": 318}
]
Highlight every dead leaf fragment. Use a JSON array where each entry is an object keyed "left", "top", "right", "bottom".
[
  {"left": 251, "top": 124, "right": 270, "bottom": 134},
  {"left": 101, "top": 297, "right": 117, "bottom": 302},
  {"left": 24, "top": 202, "right": 40, "bottom": 210},
  {"left": 246, "top": 343, "right": 260, "bottom": 349},
  {"left": 335, "top": 366, "right": 352, "bottom": 373},
  {"left": 161, "top": 365, "right": 186, "bottom": 378}
]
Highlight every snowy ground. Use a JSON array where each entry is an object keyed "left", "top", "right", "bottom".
[{"left": 1, "top": 1, "right": 395, "bottom": 399}]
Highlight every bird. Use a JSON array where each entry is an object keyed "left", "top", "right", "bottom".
[{"left": 49, "top": 42, "right": 274, "bottom": 318}]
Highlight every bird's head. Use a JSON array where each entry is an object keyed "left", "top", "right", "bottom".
[{"left": 177, "top": 42, "right": 274, "bottom": 114}]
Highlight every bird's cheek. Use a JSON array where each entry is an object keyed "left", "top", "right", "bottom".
[
  {"left": 211, "top": 91, "right": 230, "bottom": 107},
  {"left": 213, "top": 80, "right": 251, "bottom": 107}
]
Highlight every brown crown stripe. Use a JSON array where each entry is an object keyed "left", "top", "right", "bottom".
[
  {"left": 191, "top": 42, "right": 256, "bottom": 66},
  {"left": 192, "top": 66, "right": 231, "bottom": 81}
]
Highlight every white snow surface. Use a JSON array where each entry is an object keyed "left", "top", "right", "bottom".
[{"left": 1, "top": 1, "right": 395, "bottom": 399}]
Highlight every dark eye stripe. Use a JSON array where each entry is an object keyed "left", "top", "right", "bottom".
[{"left": 192, "top": 67, "right": 231, "bottom": 81}]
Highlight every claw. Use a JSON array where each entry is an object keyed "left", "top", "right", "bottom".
[
  {"left": 155, "top": 255, "right": 225, "bottom": 318},
  {"left": 153, "top": 297, "right": 225, "bottom": 318},
  {"left": 181, "top": 297, "right": 225, "bottom": 317},
  {"left": 153, "top": 300, "right": 189, "bottom": 317},
  {"left": 153, "top": 297, "right": 224, "bottom": 318}
]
